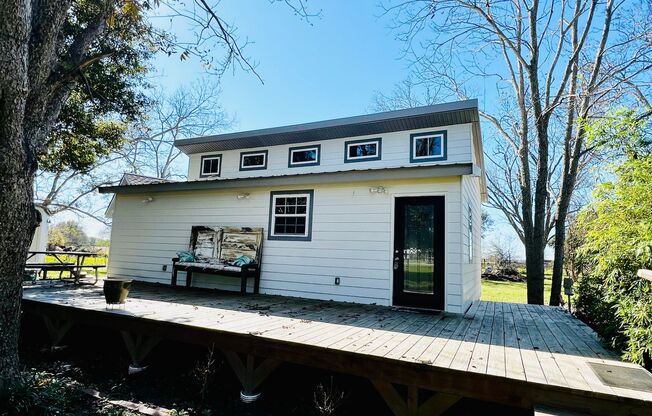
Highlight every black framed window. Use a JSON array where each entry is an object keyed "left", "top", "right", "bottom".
[
  {"left": 410, "top": 131, "right": 447, "bottom": 163},
  {"left": 344, "top": 138, "right": 382, "bottom": 163},
  {"left": 268, "top": 190, "right": 314, "bottom": 241},
  {"left": 288, "top": 145, "right": 320, "bottom": 167},
  {"left": 240, "top": 150, "right": 268, "bottom": 171},
  {"left": 200, "top": 154, "right": 222, "bottom": 177}
]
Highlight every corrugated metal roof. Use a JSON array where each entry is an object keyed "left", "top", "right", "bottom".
[{"left": 175, "top": 99, "right": 479, "bottom": 154}]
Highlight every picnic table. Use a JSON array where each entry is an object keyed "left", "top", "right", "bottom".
[{"left": 26, "top": 250, "right": 104, "bottom": 284}]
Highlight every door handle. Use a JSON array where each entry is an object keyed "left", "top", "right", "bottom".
[{"left": 393, "top": 257, "right": 400, "bottom": 270}]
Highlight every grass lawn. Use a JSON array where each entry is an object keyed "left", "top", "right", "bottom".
[
  {"left": 481, "top": 277, "right": 552, "bottom": 303},
  {"left": 43, "top": 254, "right": 108, "bottom": 279}
]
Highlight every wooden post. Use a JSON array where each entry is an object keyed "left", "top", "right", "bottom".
[
  {"left": 222, "top": 350, "right": 279, "bottom": 403},
  {"left": 42, "top": 315, "right": 73, "bottom": 349},
  {"left": 120, "top": 331, "right": 161, "bottom": 374},
  {"left": 371, "top": 379, "right": 460, "bottom": 416}
]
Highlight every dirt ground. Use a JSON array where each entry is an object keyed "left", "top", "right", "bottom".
[{"left": 19, "top": 313, "right": 529, "bottom": 416}]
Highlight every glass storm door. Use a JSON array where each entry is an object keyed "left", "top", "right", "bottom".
[{"left": 393, "top": 196, "right": 445, "bottom": 310}]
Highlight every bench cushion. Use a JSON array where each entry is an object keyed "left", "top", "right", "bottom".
[{"left": 175, "top": 262, "right": 243, "bottom": 273}]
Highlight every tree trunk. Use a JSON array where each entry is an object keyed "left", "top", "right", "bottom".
[
  {"left": 525, "top": 239, "right": 546, "bottom": 305},
  {"left": 0, "top": 137, "right": 39, "bottom": 386},
  {"left": 549, "top": 218, "right": 566, "bottom": 306}
]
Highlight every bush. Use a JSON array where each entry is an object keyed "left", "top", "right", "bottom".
[
  {"left": 0, "top": 371, "right": 84, "bottom": 416},
  {"left": 573, "top": 156, "right": 652, "bottom": 369}
]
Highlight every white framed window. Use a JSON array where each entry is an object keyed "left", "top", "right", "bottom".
[
  {"left": 268, "top": 190, "right": 314, "bottom": 241},
  {"left": 344, "top": 138, "right": 382, "bottom": 163},
  {"left": 410, "top": 131, "right": 447, "bottom": 162},
  {"left": 468, "top": 204, "right": 474, "bottom": 262},
  {"left": 200, "top": 154, "right": 222, "bottom": 177},
  {"left": 240, "top": 150, "right": 268, "bottom": 171},
  {"left": 288, "top": 145, "right": 320, "bottom": 167}
]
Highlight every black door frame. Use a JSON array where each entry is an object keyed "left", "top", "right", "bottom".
[{"left": 392, "top": 196, "right": 446, "bottom": 310}]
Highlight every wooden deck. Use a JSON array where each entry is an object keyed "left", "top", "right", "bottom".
[{"left": 22, "top": 283, "right": 652, "bottom": 416}]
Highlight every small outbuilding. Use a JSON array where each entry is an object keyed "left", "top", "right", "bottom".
[
  {"left": 101, "top": 99, "right": 486, "bottom": 313},
  {"left": 28, "top": 205, "right": 49, "bottom": 264}
]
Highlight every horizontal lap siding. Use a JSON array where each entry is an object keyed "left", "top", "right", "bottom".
[
  {"left": 187, "top": 124, "right": 473, "bottom": 180},
  {"left": 108, "top": 176, "right": 464, "bottom": 309},
  {"left": 460, "top": 175, "right": 482, "bottom": 311}
]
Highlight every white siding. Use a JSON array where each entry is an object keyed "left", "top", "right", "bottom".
[
  {"left": 28, "top": 207, "right": 49, "bottom": 264},
  {"left": 460, "top": 175, "right": 482, "bottom": 311},
  {"left": 187, "top": 124, "right": 473, "bottom": 181},
  {"left": 108, "top": 176, "right": 467, "bottom": 311}
]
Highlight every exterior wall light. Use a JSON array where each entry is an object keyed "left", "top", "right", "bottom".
[{"left": 237, "top": 192, "right": 250, "bottom": 200}]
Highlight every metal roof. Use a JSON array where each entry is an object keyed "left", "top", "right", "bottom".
[
  {"left": 119, "top": 173, "right": 173, "bottom": 186},
  {"left": 175, "top": 99, "right": 479, "bottom": 154},
  {"left": 99, "top": 163, "right": 475, "bottom": 194}
]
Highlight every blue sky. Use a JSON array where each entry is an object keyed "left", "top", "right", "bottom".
[{"left": 151, "top": 0, "right": 408, "bottom": 130}]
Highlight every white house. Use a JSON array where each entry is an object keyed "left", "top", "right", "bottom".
[
  {"left": 101, "top": 99, "right": 486, "bottom": 313},
  {"left": 28, "top": 206, "right": 49, "bottom": 264}
]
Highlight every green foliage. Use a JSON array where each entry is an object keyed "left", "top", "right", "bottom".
[
  {"left": 49, "top": 220, "right": 89, "bottom": 247},
  {"left": 481, "top": 277, "right": 552, "bottom": 304},
  {"left": 583, "top": 108, "right": 651, "bottom": 158},
  {"left": 574, "top": 156, "right": 652, "bottom": 368},
  {"left": 39, "top": 0, "right": 155, "bottom": 173},
  {"left": 47, "top": 226, "right": 66, "bottom": 247},
  {"left": 0, "top": 371, "right": 83, "bottom": 416}
]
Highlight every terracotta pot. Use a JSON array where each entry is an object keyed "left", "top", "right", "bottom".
[{"left": 103, "top": 278, "right": 133, "bottom": 304}]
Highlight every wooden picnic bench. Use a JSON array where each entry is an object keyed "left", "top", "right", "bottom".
[
  {"left": 25, "top": 250, "right": 105, "bottom": 285},
  {"left": 24, "top": 263, "right": 105, "bottom": 285},
  {"left": 171, "top": 226, "right": 263, "bottom": 294},
  {"left": 24, "top": 262, "right": 76, "bottom": 280}
]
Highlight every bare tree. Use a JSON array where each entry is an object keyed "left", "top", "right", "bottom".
[
  {"left": 489, "top": 235, "right": 518, "bottom": 270},
  {"left": 33, "top": 80, "right": 231, "bottom": 226},
  {"left": 383, "top": 0, "right": 652, "bottom": 304},
  {"left": 34, "top": 159, "right": 119, "bottom": 225},
  {"left": 0, "top": 0, "right": 314, "bottom": 386},
  {"left": 121, "top": 80, "right": 232, "bottom": 180}
]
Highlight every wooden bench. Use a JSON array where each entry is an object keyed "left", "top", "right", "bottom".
[
  {"left": 25, "top": 263, "right": 76, "bottom": 280},
  {"left": 24, "top": 263, "right": 105, "bottom": 284},
  {"left": 171, "top": 226, "right": 263, "bottom": 294},
  {"left": 78, "top": 264, "right": 105, "bottom": 285}
]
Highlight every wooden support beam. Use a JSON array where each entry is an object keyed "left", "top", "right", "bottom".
[
  {"left": 418, "top": 391, "right": 462, "bottom": 416},
  {"left": 222, "top": 350, "right": 280, "bottom": 400},
  {"left": 42, "top": 315, "right": 73, "bottom": 347},
  {"left": 372, "top": 379, "right": 460, "bottom": 416},
  {"left": 120, "top": 331, "right": 161, "bottom": 370}
]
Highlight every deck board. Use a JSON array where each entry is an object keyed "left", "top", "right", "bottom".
[{"left": 21, "top": 283, "right": 652, "bottom": 415}]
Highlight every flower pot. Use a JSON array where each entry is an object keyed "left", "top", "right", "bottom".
[{"left": 103, "top": 278, "right": 133, "bottom": 304}]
